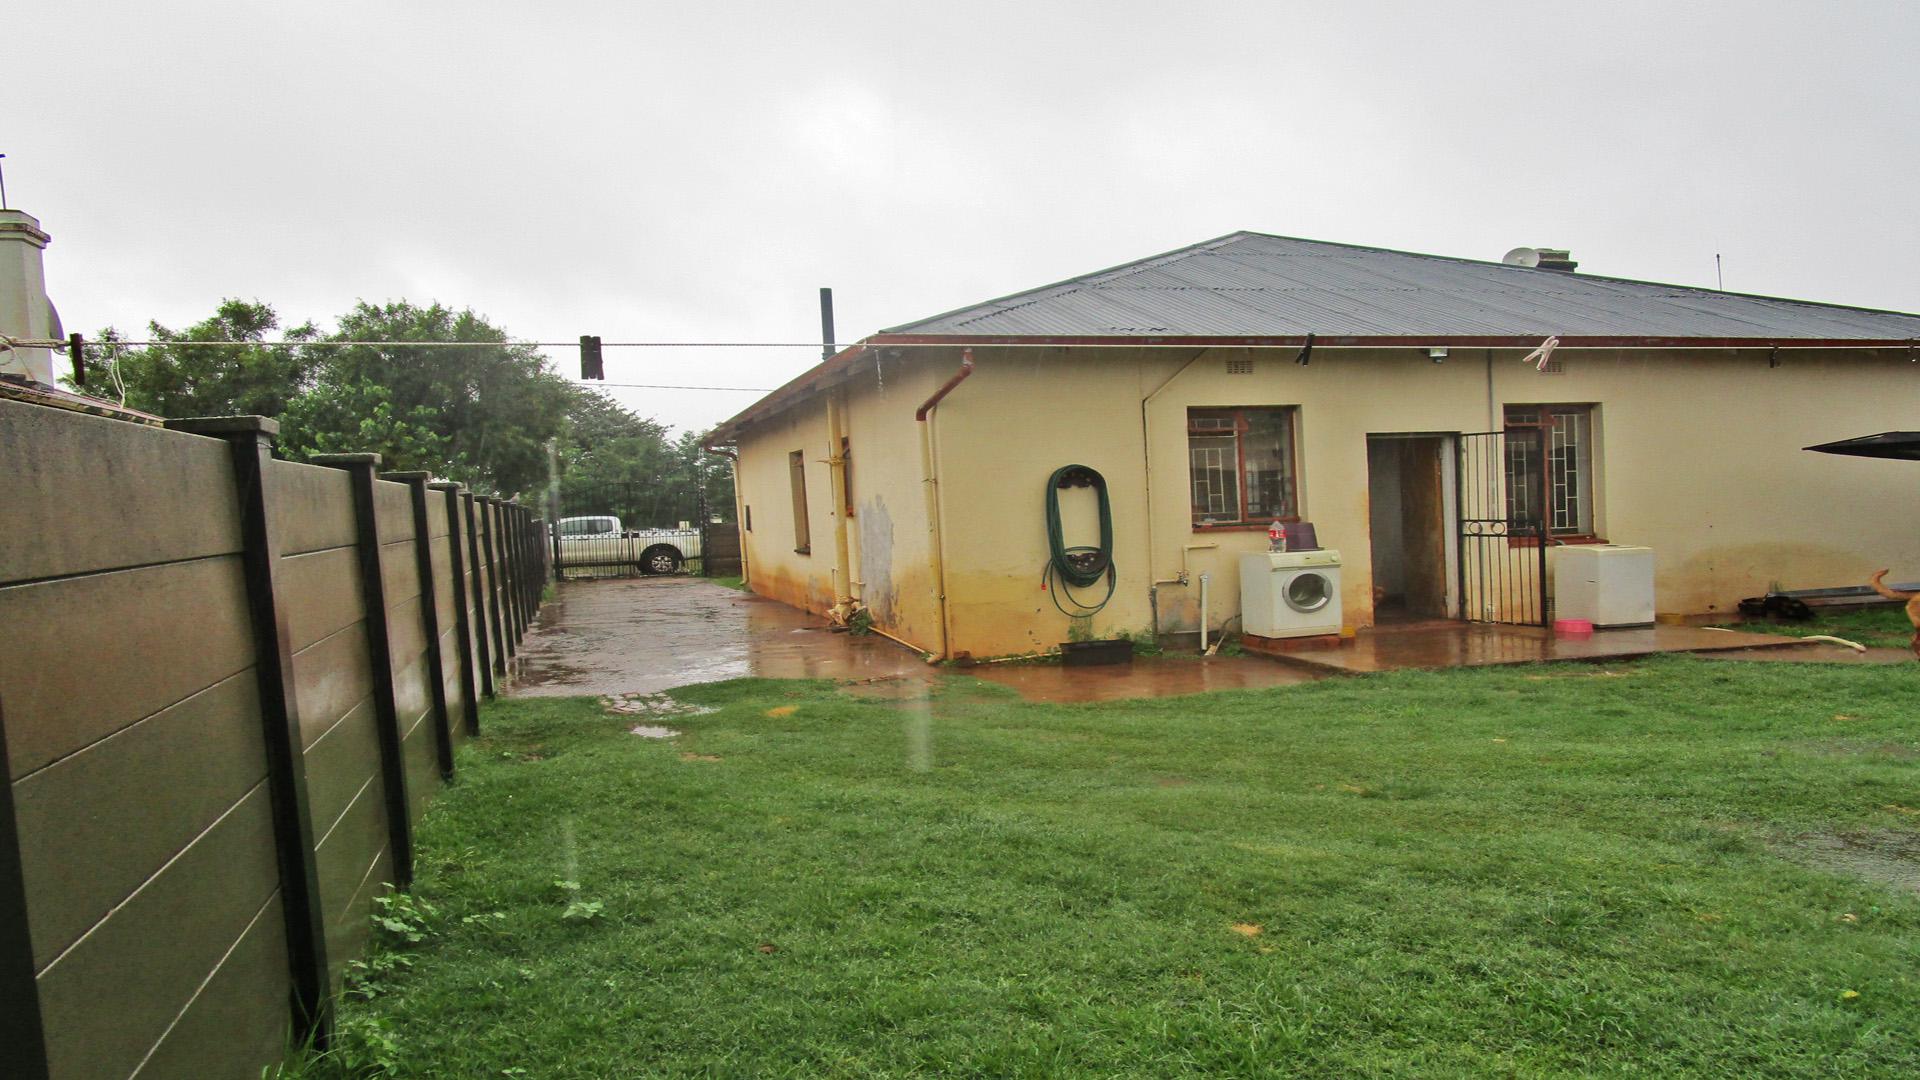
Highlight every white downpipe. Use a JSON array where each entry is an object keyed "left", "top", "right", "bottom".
[{"left": 1199, "top": 572, "right": 1211, "bottom": 653}]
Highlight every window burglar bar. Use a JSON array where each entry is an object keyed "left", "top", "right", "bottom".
[{"left": 1187, "top": 406, "right": 1300, "bottom": 526}]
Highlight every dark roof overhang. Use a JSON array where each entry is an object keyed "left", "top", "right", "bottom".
[
  {"left": 704, "top": 333, "right": 1918, "bottom": 448},
  {"left": 1805, "top": 431, "right": 1920, "bottom": 461}
]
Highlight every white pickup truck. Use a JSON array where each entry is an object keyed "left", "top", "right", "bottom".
[{"left": 555, "top": 515, "right": 702, "bottom": 575}]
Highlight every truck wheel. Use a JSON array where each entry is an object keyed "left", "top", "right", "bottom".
[{"left": 639, "top": 545, "right": 683, "bottom": 575}]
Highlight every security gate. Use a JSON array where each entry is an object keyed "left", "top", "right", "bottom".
[
  {"left": 552, "top": 482, "right": 706, "bottom": 577},
  {"left": 1456, "top": 429, "right": 1550, "bottom": 626}
]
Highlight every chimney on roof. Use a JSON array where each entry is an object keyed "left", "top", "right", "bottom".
[
  {"left": 1535, "top": 248, "right": 1578, "bottom": 272},
  {"left": 0, "top": 208, "right": 60, "bottom": 385}
]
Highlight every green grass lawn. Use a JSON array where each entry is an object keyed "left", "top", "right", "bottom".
[
  {"left": 1718, "top": 605, "right": 1916, "bottom": 652},
  {"left": 286, "top": 658, "right": 1920, "bottom": 1078}
]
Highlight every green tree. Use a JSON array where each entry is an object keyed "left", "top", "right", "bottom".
[
  {"left": 280, "top": 301, "right": 572, "bottom": 495},
  {"left": 670, "top": 430, "right": 735, "bottom": 523},
  {"left": 555, "top": 388, "right": 680, "bottom": 525},
  {"left": 70, "top": 299, "right": 317, "bottom": 417}
]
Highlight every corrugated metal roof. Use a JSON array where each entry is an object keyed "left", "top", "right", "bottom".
[
  {"left": 882, "top": 232, "right": 1920, "bottom": 341},
  {"left": 706, "top": 231, "right": 1920, "bottom": 445}
]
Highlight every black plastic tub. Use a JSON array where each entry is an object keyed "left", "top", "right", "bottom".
[{"left": 1059, "top": 639, "right": 1135, "bottom": 667}]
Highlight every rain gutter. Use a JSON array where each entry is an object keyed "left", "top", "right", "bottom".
[{"left": 915, "top": 349, "right": 974, "bottom": 660}]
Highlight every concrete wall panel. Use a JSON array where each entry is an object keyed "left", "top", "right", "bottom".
[
  {"left": 269, "top": 459, "right": 358, "bottom": 557},
  {"left": 1, "top": 555, "right": 253, "bottom": 776},
  {"left": 302, "top": 697, "right": 382, "bottom": 841},
  {"left": 290, "top": 622, "right": 375, "bottom": 750},
  {"left": 134, "top": 892, "right": 291, "bottom": 1080},
  {"left": 380, "top": 537, "right": 422, "bottom": 608},
  {"left": 313, "top": 777, "right": 390, "bottom": 965},
  {"left": 372, "top": 479, "right": 415, "bottom": 545},
  {"left": 13, "top": 669, "right": 265, "bottom": 968},
  {"left": 0, "top": 401, "right": 242, "bottom": 582},
  {"left": 35, "top": 784, "right": 279, "bottom": 1080},
  {"left": 278, "top": 545, "right": 367, "bottom": 654}
]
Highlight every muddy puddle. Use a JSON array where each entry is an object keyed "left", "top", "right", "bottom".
[{"left": 512, "top": 578, "right": 1326, "bottom": 704}]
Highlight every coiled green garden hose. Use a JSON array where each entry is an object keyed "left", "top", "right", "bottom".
[{"left": 1042, "top": 464, "right": 1116, "bottom": 617}]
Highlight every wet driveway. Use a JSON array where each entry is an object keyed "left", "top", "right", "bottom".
[{"left": 507, "top": 577, "right": 1322, "bottom": 703}]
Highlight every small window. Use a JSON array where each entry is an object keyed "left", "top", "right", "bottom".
[
  {"left": 1187, "top": 406, "right": 1299, "bottom": 527},
  {"left": 745, "top": 505, "right": 752, "bottom": 532},
  {"left": 788, "top": 450, "right": 811, "bottom": 554},
  {"left": 1505, "top": 404, "right": 1595, "bottom": 536},
  {"left": 1225, "top": 357, "right": 1254, "bottom": 375}
]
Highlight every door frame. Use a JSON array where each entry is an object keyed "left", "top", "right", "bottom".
[{"left": 1364, "top": 432, "right": 1460, "bottom": 621}]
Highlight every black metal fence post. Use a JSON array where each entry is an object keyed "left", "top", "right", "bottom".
[
  {"left": 388, "top": 473, "right": 455, "bottom": 780},
  {"left": 310, "top": 454, "right": 414, "bottom": 889},
  {"left": 165, "top": 416, "right": 332, "bottom": 1050},
  {"left": 434, "top": 484, "right": 482, "bottom": 734},
  {"left": 0, "top": 700, "right": 52, "bottom": 1080}
]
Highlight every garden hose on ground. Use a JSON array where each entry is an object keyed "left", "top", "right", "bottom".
[{"left": 1041, "top": 464, "right": 1116, "bottom": 617}]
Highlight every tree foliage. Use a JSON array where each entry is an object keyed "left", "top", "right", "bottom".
[
  {"left": 280, "top": 301, "right": 572, "bottom": 495},
  {"left": 81, "top": 299, "right": 318, "bottom": 419},
  {"left": 75, "top": 298, "right": 733, "bottom": 515}
]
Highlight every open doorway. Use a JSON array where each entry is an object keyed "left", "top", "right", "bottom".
[{"left": 1366, "top": 434, "right": 1456, "bottom": 623}]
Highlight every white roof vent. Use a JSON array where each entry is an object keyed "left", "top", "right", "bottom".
[{"left": 1503, "top": 246, "right": 1578, "bottom": 272}]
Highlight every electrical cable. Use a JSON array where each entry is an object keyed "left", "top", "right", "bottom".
[{"left": 1040, "top": 463, "right": 1116, "bottom": 617}]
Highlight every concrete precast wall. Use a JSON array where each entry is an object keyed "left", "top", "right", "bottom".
[
  {"left": 734, "top": 343, "right": 1920, "bottom": 659},
  {"left": 0, "top": 400, "right": 545, "bottom": 1079}
]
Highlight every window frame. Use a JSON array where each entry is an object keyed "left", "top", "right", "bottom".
[
  {"left": 788, "top": 449, "right": 811, "bottom": 555},
  {"left": 1503, "top": 403, "right": 1601, "bottom": 542},
  {"left": 1186, "top": 405, "right": 1303, "bottom": 531}
]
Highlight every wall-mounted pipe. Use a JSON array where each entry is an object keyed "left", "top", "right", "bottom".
[
  {"left": 824, "top": 391, "right": 855, "bottom": 623},
  {"left": 1199, "top": 572, "right": 1211, "bottom": 653},
  {"left": 916, "top": 349, "right": 975, "bottom": 660},
  {"left": 916, "top": 349, "right": 976, "bottom": 420},
  {"left": 1138, "top": 350, "right": 1208, "bottom": 636}
]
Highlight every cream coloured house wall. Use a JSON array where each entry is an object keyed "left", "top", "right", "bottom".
[
  {"left": 734, "top": 353, "right": 944, "bottom": 652},
  {"left": 734, "top": 344, "right": 1920, "bottom": 659}
]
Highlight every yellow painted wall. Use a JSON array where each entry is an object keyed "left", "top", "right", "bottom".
[
  {"left": 933, "top": 347, "right": 1177, "bottom": 657},
  {"left": 738, "top": 344, "right": 1920, "bottom": 658},
  {"left": 734, "top": 352, "right": 944, "bottom": 652}
]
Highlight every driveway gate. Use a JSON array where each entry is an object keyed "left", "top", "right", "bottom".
[
  {"left": 553, "top": 482, "right": 706, "bottom": 577},
  {"left": 1456, "top": 429, "right": 1550, "bottom": 626}
]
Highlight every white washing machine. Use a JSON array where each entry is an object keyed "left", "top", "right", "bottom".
[{"left": 1240, "top": 550, "right": 1343, "bottom": 638}]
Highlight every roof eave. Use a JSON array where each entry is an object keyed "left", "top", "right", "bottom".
[
  {"left": 705, "top": 332, "right": 1918, "bottom": 447},
  {"left": 869, "top": 332, "right": 1920, "bottom": 350}
]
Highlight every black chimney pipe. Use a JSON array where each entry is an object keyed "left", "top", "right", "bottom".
[{"left": 819, "top": 287, "right": 835, "bottom": 361}]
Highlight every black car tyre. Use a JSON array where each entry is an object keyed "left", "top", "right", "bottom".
[{"left": 639, "top": 544, "right": 683, "bottom": 575}]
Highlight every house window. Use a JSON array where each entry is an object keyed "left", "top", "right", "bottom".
[
  {"left": 1188, "top": 407, "right": 1299, "bottom": 527},
  {"left": 745, "top": 505, "right": 752, "bottom": 532},
  {"left": 788, "top": 450, "right": 811, "bottom": 554},
  {"left": 1505, "top": 404, "right": 1595, "bottom": 536}
]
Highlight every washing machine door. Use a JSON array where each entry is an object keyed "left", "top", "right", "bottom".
[{"left": 1284, "top": 570, "right": 1334, "bottom": 614}]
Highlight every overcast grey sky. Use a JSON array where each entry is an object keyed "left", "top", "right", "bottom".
[{"left": 12, "top": 2, "right": 1919, "bottom": 435}]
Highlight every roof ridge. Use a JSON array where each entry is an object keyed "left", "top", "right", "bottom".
[{"left": 1221, "top": 231, "right": 1920, "bottom": 320}]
